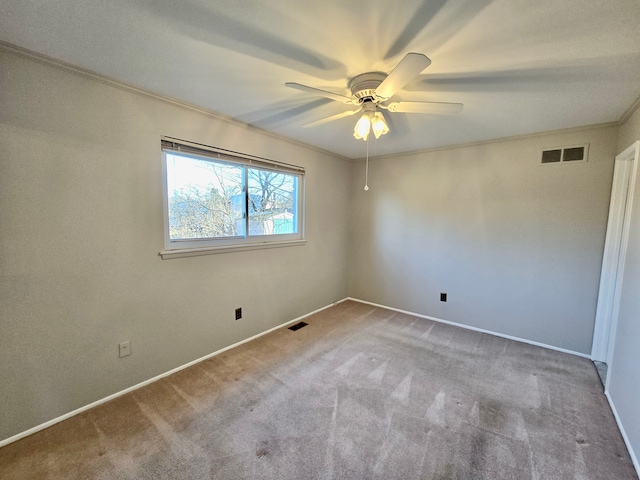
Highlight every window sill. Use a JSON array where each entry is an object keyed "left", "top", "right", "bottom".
[{"left": 159, "top": 239, "right": 307, "bottom": 260}]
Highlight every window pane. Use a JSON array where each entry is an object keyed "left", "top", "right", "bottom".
[
  {"left": 166, "top": 153, "right": 244, "bottom": 240},
  {"left": 247, "top": 168, "right": 298, "bottom": 236}
]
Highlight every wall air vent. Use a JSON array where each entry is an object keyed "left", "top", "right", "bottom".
[{"left": 540, "top": 144, "right": 588, "bottom": 165}]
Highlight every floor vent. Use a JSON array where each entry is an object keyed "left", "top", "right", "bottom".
[
  {"left": 288, "top": 321, "right": 308, "bottom": 331},
  {"left": 540, "top": 144, "right": 588, "bottom": 165}
]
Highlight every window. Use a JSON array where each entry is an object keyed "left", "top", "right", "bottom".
[{"left": 161, "top": 137, "right": 304, "bottom": 257}]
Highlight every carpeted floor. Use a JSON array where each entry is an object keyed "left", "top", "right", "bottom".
[{"left": 1, "top": 301, "right": 637, "bottom": 479}]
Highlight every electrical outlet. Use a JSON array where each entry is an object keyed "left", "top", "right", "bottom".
[
  {"left": 235, "top": 308, "right": 242, "bottom": 320},
  {"left": 440, "top": 293, "right": 447, "bottom": 302},
  {"left": 119, "top": 341, "right": 131, "bottom": 358}
]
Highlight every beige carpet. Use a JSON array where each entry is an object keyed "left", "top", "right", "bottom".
[{"left": 0, "top": 301, "right": 637, "bottom": 479}]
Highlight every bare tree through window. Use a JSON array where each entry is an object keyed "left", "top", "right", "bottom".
[{"left": 165, "top": 153, "right": 299, "bottom": 241}]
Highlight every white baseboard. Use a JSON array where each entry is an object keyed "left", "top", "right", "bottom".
[
  {"left": 0, "top": 298, "right": 349, "bottom": 448},
  {"left": 347, "top": 297, "right": 591, "bottom": 359},
  {"left": 605, "top": 391, "right": 640, "bottom": 477}
]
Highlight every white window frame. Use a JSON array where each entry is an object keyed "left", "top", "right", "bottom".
[{"left": 160, "top": 136, "right": 306, "bottom": 259}]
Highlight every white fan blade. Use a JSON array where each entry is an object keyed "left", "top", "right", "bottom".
[
  {"left": 285, "top": 82, "right": 354, "bottom": 104},
  {"left": 387, "top": 101, "right": 463, "bottom": 114},
  {"left": 375, "top": 53, "right": 431, "bottom": 99},
  {"left": 303, "top": 108, "right": 361, "bottom": 128}
]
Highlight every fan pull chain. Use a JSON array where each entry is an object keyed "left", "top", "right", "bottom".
[{"left": 364, "top": 135, "right": 370, "bottom": 191}]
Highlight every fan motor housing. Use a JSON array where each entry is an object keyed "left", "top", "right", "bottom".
[{"left": 349, "top": 72, "right": 387, "bottom": 102}]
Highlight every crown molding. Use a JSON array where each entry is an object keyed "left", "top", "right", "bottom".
[
  {"left": 362, "top": 122, "right": 620, "bottom": 162},
  {"left": 4, "top": 40, "right": 636, "bottom": 164},
  {"left": 619, "top": 95, "right": 640, "bottom": 125},
  {"left": 0, "top": 41, "right": 349, "bottom": 162}
]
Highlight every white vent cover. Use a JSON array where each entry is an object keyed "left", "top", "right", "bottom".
[{"left": 540, "top": 144, "right": 589, "bottom": 165}]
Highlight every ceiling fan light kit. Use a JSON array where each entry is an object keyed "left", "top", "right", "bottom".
[{"left": 353, "top": 102, "right": 389, "bottom": 141}]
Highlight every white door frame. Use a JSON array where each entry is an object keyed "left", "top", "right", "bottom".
[{"left": 592, "top": 141, "right": 640, "bottom": 364}]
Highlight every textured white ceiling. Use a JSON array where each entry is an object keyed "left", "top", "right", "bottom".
[{"left": 2, "top": 0, "right": 640, "bottom": 158}]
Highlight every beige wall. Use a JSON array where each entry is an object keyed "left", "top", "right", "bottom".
[
  {"left": 609, "top": 105, "right": 640, "bottom": 470},
  {"left": 0, "top": 49, "right": 351, "bottom": 441},
  {"left": 349, "top": 125, "right": 619, "bottom": 354}
]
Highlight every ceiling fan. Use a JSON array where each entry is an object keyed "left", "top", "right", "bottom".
[{"left": 285, "top": 53, "right": 463, "bottom": 141}]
